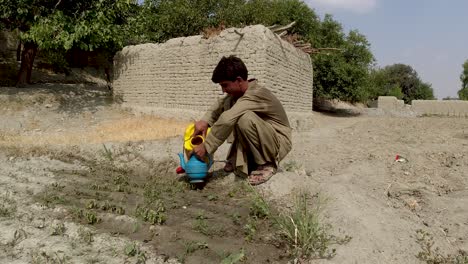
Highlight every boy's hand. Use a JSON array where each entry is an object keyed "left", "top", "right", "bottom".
[
  {"left": 193, "top": 143, "right": 207, "bottom": 159},
  {"left": 193, "top": 120, "right": 208, "bottom": 137}
]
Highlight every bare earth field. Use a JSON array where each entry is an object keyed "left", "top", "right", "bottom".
[{"left": 0, "top": 85, "right": 467, "bottom": 264}]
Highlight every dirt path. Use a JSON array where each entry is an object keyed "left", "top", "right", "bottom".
[{"left": 0, "top": 86, "right": 467, "bottom": 263}]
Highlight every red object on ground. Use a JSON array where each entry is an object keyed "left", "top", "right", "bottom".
[
  {"left": 395, "top": 154, "right": 408, "bottom": 162},
  {"left": 176, "top": 166, "right": 185, "bottom": 174}
]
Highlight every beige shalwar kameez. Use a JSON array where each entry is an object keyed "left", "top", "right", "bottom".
[{"left": 202, "top": 80, "right": 292, "bottom": 175}]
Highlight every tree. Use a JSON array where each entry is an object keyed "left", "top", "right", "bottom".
[
  {"left": 312, "top": 15, "right": 374, "bottom": 102},
  {"left": 0, "top": 0, "right": 138, "bottom": 86},
  {"left": 458, "top": 59, "right": 468, "bottom": 100},
  {"left": 369, "top": 64, "right": 434, "bottom": 103}
]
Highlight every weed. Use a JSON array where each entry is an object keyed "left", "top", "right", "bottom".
[
  {"left": 37, "top": 191, "right": 68, "bottom": 207},
  {"left": 85, "top": 211, "right": 99, "bottom": 224},
  {"left": 51, "top": 222, "right": 66, "bottom": 236},
  {"left": 207, "top": 194, "right": 218, "bottom": 201},
  {"left": 273, "top": 192, "right": 344, "bottom": 259},
  {"left": 230, "top": 212, "right": 242, "bottom": 226},
  {"left": 193, "top": 217, "right": 212, "bottom": 236},
  {"left": 86, "top": 199, "right": 99, "bottom": 209},
  {"left": 102, "top": 143, "right": 114, "bottom": 162},
  {"left": 143, "top": 184, "right": 162, "bottom": 203},
  {"left": 73, "top": 209, "right": 100, "bottom": 225},
  {"left": 85, "top": 256, "right": 101, "bottom": 264},
  {"left": 416, "top": 229, "right": 468, "bottom": 264},
  {"left": 77, "top": 227, "right": 94, "bottom": 244},
  {"left": 124, "top": 242, "right": 147, "bottom": 263},
  {"left": 221, "top": 249, "right": 246, "bottom": 264},
  {"left": 30, "top": 250, "right": 70, "bottom": 264},
  {"left": 0, "top": 192, "right": 17, "bottom": 217},
  {"left": 124, "top": 242, "right": 139, "bottom": 256},
  {"left": 132, "top": 222, "right": 141, "bottom": 233},
  {"left": 183, "top": 240, "right": 209, "bottom": 254},
  {"left": 90, "top": 183, "right": 111, "bottom": 191},
  {"left": 249, "top": 191, "right": 270, "bottom": 219},
  {"left": 243, "top": 217, "right": 257, "bottom": 241},
  {"left": 282, "top": 160, "right": 302, "bottom": 172},
  {"left": 178, "top": 240, "right": 209, "bottom": 262}
]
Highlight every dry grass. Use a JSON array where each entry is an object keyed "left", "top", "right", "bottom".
[{"left": 0, "top": 115, "right": 189, "bottom": 146}]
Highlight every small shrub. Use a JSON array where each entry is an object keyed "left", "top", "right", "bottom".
[
  {"left": 193, "top": 217, "right": 211, "bottom": 236},
  {"left": 51, "top": 222, "right": 66, "bottom": 236},
  {"left": 243, "top": 217, "right": 257, "bottom": 242},
  {"left": 221, "top": 249, "right": 246, "bottom": 264},
  {"left": 416, "top": 229, "right": 468, "bottom": 264},
  {"left": 77, "top": 227, "right": 94, "bottom": 244},
  {"left": 273, "top": 192, "right": 344, "bottom": 259},
  {"left": 282, "top": 160, "right": 302, "bottom": 172},
  {"left": 135, "top": 201, "right": 166, "bottom": 225}
]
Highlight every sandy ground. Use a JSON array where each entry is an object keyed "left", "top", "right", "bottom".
[{"left": 0, "top": 85, "right": 467, "bottom": 264}]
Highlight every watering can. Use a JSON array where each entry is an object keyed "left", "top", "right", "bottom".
[
  {"left": 177, "top": 152, "right": 213, "bottom": 183},
  {"left": 176, "top": 123, "right": 213, "bottom": 183}
]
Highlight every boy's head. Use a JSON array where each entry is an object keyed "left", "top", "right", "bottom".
[{"left": 211, "top": 55, "right": 248, "bottom": 83}]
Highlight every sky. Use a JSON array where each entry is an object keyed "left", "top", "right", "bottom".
[{"left": 305, "top": 0, "right": 468, "bottom": 99}]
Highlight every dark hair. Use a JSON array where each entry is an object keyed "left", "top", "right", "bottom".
[{"left": 211, "top": 55, "right": 248, "bottom": 83}]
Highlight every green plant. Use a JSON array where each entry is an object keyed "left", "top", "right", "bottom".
[
  {"left": 0, "top": 196, "right": 16, "bottom": 217},
  {"left": 124, "top": 242, "right": 147, "bottom": 263},
  {"left": 73, "top": 209, "right": 100, "bottom": 225},
  {"left": 243, "top": 217, "right": 257, "bottom": 242},
  {"left": 282, "top": 160, "right": 302, "bottom": 172},
  {"left": 51, "top": 222, "right": 66, "bottom": 236},
  {"left": 193, "top": 217, "right": 211, "bottom": 236},
  {"left": 85, "top": 211, "right": 99, "bottom": 225},
  {"left": 77, "top": 227, "right": 94, "bottom": 244},
  {"left": 135, "top": 202, "right": 166, "bottom": 225},
  {"left": 124, "top": 242, "right": 139, "bottom": 257},
  {"left": 249, "top": 189, "right": 270, "bottom": 219},
  {"left": 183, "top": 240, "right": 209, "bottom": 255},
  {"left": 230, "top": 212, "right": 242, "bottom": 226},
  {"left": 221, "top": 249, "right": 246, "bottom": 264},
  {"left": 30, "top": 250, "right": 70, "bottom": 264},
  {"left": 416, "top": 229, "right": 468, "bottom": 264},
  {"left": 37, "top": 191, "right": 68, "bottom": 207},
  {"left": 273, "top": 192, "right": 344, "bottom": 259},
  {"left": 102, "top": 144, "right": 114, "bottom": 162}
]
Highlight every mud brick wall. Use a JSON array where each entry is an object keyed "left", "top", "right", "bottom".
[
  {"left": 378, "top": 96, "right": 468, "bottom": 117},
  {"left": 113, "top": 25, "right": 313, "bottom": 113},
  {"left": 412, "top": 100, "right": 468, "bottom": 117},
  {"left": 378, "top": 96, "right": 405, "bottom": 111}
]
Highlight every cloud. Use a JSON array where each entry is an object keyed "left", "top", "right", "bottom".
[{"left": 305, "top": 0, "right": 377, "bottom": 14}]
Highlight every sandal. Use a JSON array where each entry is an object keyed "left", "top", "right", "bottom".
[{"left": 248, "top": 165, "right": 277, "bottom": 186}]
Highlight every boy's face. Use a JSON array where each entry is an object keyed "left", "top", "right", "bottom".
[{"left": 219, "top": 78, "right": 243, "bottom": 97}]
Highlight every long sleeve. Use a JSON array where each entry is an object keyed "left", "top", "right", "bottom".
[
  {"left": 204, "top": 82, "right": 291, "bottom": 154},
  {"left": 201, "top": 96, "right": 228, "bottom": 126}
]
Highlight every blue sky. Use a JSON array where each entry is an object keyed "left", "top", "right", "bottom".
[{"left": 305, "top": 0, "right": 468, "bottom": 99}]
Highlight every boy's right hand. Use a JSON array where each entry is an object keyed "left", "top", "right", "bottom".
[{"left": 193, "top": 120, "right": 209, "bottom": 137}]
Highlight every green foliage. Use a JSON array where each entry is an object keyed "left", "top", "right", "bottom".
[
  {"left": 1, "top": 0, "right": 376, "bottom": 102},
  {"left": 416, "top": 229, "right": 468, "bottom": 264},
  {"left": 458, "top": 60, "right": 468, "bottom": 100},
  {"left": 1, "top": 0, "right": 138, "bottom": 52},
  {"left": 312, "top": 18, "right": 374, "bottom": 102},
  {"left": 368, "top": 64, "right": 434, "bottom": 103},
  {"left": 273, "top": 192, "right": 346, "bottom": 259},
  {"left": 135, "top": 201, "right": 166, "bottom": 225}
]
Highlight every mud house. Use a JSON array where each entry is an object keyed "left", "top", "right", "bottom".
[{"left": 112, "top": 25, "right": 314, "bottom": 130}]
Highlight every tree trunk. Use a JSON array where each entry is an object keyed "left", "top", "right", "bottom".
[
  {"left": 16, "top": 40, "right": 22, "bottom": 61},
  {"left": 16, "top": 41, "right": 38, "bottom": 87}
]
